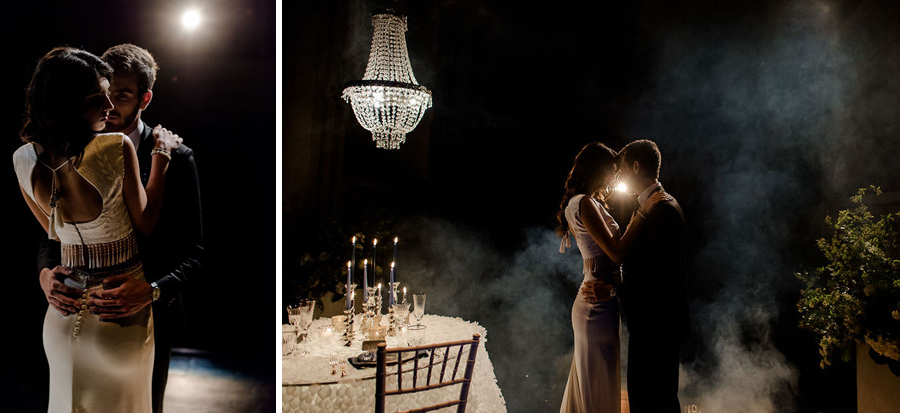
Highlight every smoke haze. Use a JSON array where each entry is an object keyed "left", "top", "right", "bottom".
[
  {"left": 382, "top": 1, "right": 899, "bottom": 411},
  {"left": 297, "top": 0, "right": 900, "bottom": 411}
]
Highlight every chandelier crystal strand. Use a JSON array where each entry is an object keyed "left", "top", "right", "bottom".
[{"left": 342, "top": 10, "right": 432, "bottom": 150}]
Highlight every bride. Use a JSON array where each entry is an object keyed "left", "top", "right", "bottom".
[
  {"left": 13, "top": 47, "right": 181, "bottom": 412},
  {"left": 557, "top": 142, "right": 668, "bottom": 413}
]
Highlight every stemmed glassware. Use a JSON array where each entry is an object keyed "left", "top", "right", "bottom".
[
  {"left": 286, "top": 304, "right": 302, "bottom": 354},
  {"left": 287, "top": 300, "right": 315, "bottom": 355},
  {"left": 282, "top": 324, "right": 296, "bottom": 356},
  {"left": 410, "top": 292, "right": 426, "bottom": 330},
  {"left": 392, "top": 302, "right": 410, "bottom": 332}
]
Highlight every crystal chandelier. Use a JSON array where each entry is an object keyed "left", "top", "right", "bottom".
[{"left": 342, "top": 9, "right": 432, "bottom": 150}]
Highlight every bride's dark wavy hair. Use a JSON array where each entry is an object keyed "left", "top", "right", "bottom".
[
  {"left": 556, "top": 142, "right": 617, "bottom": 238},
  {"left": 20, "top": 47, "right": 113, "bottom": 158}
]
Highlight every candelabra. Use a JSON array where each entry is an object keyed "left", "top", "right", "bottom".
[{"left": 342, "top": 283, "right": 357, "bottom": 346}]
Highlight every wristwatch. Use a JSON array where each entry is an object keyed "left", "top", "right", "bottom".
[{"left": 150, "top": 282, "right": 161, "bottom": 302}]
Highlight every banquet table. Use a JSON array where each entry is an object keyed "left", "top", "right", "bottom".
[{"left": 282, "top": 314, "right": 507, "bottom": 413}]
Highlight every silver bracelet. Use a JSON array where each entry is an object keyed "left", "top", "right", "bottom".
[
  {"left": 635, "top": 210, "right": 647, "bottom": 220},
  {"left": 150, "top": 148, "right": 171, "bottom": 161}
]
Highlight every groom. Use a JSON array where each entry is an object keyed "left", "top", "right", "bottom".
[
  {"left": 36, "top": 44, "right": 204, "bottom": 413},
  {"left": 586, "top": 139, "right": 689, "bottom": 412}
]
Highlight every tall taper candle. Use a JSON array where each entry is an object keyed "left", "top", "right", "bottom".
[
  {"left": 351, "top": 236, "right": 357, "bottom": 285},
  {"left": 363, "top": 259, "right": 369, "bottom": 302},
  {"left": 346, "top": 261, "right": 352, "bottom": 310},
  {"left": 372, "top": 238, "right": 377, "bottom": 293},
  {"left": 389, "top": 262, "right": 396, "bottom": 306}
]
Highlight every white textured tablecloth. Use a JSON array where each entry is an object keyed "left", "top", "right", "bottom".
[{"left": 282, "top": 314, "right": 506, "bottom": 412}]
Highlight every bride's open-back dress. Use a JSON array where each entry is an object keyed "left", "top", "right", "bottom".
[
  {"left": 560, "top": 194, "right": 621, "bottom": 413},
  {"left": 14, "top": 133, "right": 154, "bottom": 413}
]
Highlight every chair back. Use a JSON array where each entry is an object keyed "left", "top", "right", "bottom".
[{"left": 375, "top": 333, "right": 481, "bottom": 413}]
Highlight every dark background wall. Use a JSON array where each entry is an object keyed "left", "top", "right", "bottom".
[
  {"left": 1, "top": 0, "right": 275, "bottom": 404},
  {"left": 288, "top": 0, "right": 900, "bottom": 411}
]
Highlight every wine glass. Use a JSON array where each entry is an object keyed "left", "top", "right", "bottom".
[
  {"left": 286, "top": 304, "right": 302, "bottom": 356},
  {"left": 410, "top": 292, "right": 426, "bottom": 330},
  {"left": 298, "top": 299, "right": 315, "bottom": 354},
  {"left": 282, "top": 324, "right": 296, "bottom": 356},
  {"left": 392, "top": 302, "right": 411, "bottom": 337},
  {"left": 287, "top": 300, "right": 315, "bottom": 355}
]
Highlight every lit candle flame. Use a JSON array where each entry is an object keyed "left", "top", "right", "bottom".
[
  {"left": 616, "top": 182, "right": 628, "bottom": 193},
  {"left": 347, "top": 261, "right": 351, "bottom": 268},
  {"left": 378, "top": 283, "right": 382, "bottom": 288},
  {"left": 394, "top": 237, "right": 398, "bottom": 244},
  {"left": 373, "top": 238, "right": 378, "bottom": 246},
  {"left": 391, "top": 261, "right": 395, "bottom": 268},
  {"left": 364, "top": 259, "right": 368, "bottom": 265},
  {"left": 403, "top": 287, "right": 406, "bottom": 293},
  {"left": 352, "top": 236, "right": 356, "bottom": 243}
]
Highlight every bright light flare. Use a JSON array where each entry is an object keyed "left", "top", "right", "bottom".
[
  {"left": 182, "top": 10, "right": 201, "bottom": 30},
  {"left": 615, "top": 182, "right": 628, "bottom": 193}
]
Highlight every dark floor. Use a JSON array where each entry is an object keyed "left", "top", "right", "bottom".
[
  {"left": 1, "top": 343, "right": 275, "bottom": 412},
  {"left": 165, "top": 349, "right": 276, "bottom": 413}
]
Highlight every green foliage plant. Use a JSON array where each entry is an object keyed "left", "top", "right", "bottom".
[{"left": 797, "top": 186, "right": 900, "bottom": 368}]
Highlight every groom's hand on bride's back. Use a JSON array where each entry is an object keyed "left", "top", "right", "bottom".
[
  {"left": 86, "top": 274, "right": 152, "bottom": 320},
  {"left": 40, "top": 266, "right": 84, "bottom": 316}
]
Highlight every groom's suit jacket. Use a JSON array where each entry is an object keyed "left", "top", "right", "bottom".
[
  {"left": 620, "top": 185, "right": 689, "bottom": 341},
  {"left": 37, "top": 121, "right": 204, "bottom": 330}
]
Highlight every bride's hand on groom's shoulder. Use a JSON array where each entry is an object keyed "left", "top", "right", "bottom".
[
  {"left": 640, "top": 191, "right": 674, "bottom": 215},
  {"left": 152, "top": 124, "right": 184, "bottom": 153}
]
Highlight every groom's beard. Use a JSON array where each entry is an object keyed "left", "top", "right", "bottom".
[{"left": 104, "top": 108, "right": 139, "bottom": 133}]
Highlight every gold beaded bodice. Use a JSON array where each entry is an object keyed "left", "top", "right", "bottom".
[{"left": 14, "top": 133, "right": 140, "bottom": 269}]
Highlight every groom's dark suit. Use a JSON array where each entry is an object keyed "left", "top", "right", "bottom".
[
  {"left": 38, "top": 121, "right": 203, "bottom": 413},
  {"left": 619, "top": 184, "right": 689, "bottom": 413}
]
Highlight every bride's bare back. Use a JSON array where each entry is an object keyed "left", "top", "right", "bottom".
[{"left": 31, "top": 148, "right": 103, "bottom": 224}]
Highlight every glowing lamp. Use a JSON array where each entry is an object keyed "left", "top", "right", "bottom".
[{"left": 182, "top": 10, "right": 201, "bottom": 30}]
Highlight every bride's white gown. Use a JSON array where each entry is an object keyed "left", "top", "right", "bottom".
[
  {"left": 14, "top": 133, "right": 154, "bottom": 413},
  {"left": 560, "top": 194, "right": 621, "bottom": 413}
]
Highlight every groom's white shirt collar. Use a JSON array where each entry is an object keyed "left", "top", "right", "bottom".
[
  {"left": 128, "top": 121, "right": 145, "bottom": 154},
  {"left": 637, "top": 182, "right": 662, "bottom": 206}
]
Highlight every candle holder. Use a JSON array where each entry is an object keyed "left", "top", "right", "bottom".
[
  {"left": 387, "top": 304, "right": 396, "bottom": 337},
  {"left": 342, "top": 308, "right": 355, "bottom": 346},
  {"left": 361, "top": 287, "right": 378, "bottom": 335},
  {"left": 376, "top": 289, "right": 383, "bottom": 317},
  {"left": 389, "top": 282, "right": 401, "bottom": 307},
  {"left": 366, "top": 287, "right": 378, "bottom": 313},
  {"left": 356, "top": 304, "right": 369, "bottom": 340},
  {"left": 387, "top": 281, "right": 400, "bottom": 336},
  {"left": 342, "top": 282, "right": 357, "bottom": 346}
]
